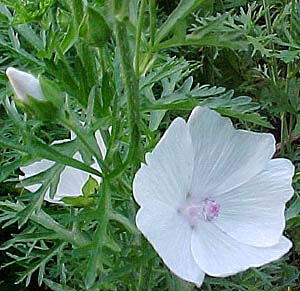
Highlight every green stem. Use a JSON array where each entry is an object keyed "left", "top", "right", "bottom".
[
  {"left": 149, "top": 0, "right": 156, "bottom": 48},
  {"left": 136, "top": 238, "right": 152, "bottom": 290},
  {"left": 109, "top": 211, "right": 139, "bottom": 235},
  {"left": 283, "top": 2, "right": 297, "bottom": 152},
  {"left": 85, "top": 179, "right": 110, "bottom": 288},
  {"left": 134, "top": 0, "right": 147, "bottom": 75},
  {"left": 109, "top": 0, "right": 140, "bottom": 179},
  {"left": 282, "top": 62, "right": 292, "bottom": 153},
  {"left": 218, "top": 0, "right": 225, "bottom": 13},
  {"left": 137, "top": 264, "right": 145, "bottom": 290},
  {"left": 262, "top": 0, "right": 278, "bottom": 84},
  {"left": 262, "top": 0, "right": 287, "bottom": 153},
  {"left": 139, "top": 0, "right": 157, "bottom": 76},
  {"left": 106, "top": 93, "right": 120, "bottom": 161},
  {"left": 140, "top": 52, "right": 158, "bottom": 76}
]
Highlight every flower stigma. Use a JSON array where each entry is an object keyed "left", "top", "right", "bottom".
[{"left": 179, "top": 196, "right": 220, "bottom": 227}]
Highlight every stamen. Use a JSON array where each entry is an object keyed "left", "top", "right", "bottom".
[
  {"left": 202, "top": 198, "right": 220, "bottom": 221},
  {"left": 179, "top": 196, "right": 220, "bottom": 227}
]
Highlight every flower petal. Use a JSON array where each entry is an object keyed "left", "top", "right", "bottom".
[
  {"left": 191, "top": 222, "right": 292, "bottom": 277},
  {"left": 136, "top": 202, "right": 205, "bottom": 285},
  {"left": 20, "top": 159, "right": 54, "bottom": 193},
  {"left": 214, "top": 158, "right": 294, "bottom": 247},
  {"left": 20, "top": 130, "right": 104, "bottom": 204},
  {"left": 133, "top": 117, "right": 194, "bottom": 209},
  {"left": 188, "top": 107, "right": 275, "bottom": 196},
  {"left": 52, "top": 152, "right": 101, "bottom": 200},
  {"left": 95, "top": 129, "right": 107, "bottom": 158},
  {"left": 20, "top": 152, "right": 98, "bottom": 204},
  {"left": 55, "top": 166, "right": 88, "bottom": 197},
  {"left": 51, "top": 138, "right": 73, "bottom": 145},
  {"left": 44, "top": 190, "right": 64, "bottom": 204},
  {"left": 20, "top": 159, "right": 55, "bottom": 177}
]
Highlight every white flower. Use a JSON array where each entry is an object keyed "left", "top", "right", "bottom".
[
  {"left": 133, "top": 107, "right": 294, "bottom": 286},
  {"left": 6, "top": 67, "right": 45, "bottom": 103},
  {"left": 20, "top": 130, "right": 106, "bottom": 204}
]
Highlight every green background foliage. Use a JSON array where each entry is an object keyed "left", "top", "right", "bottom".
[{"left": 0, "top": 0, "right": 299, "bottom": 290}]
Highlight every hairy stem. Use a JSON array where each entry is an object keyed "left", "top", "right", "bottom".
[
  {"left": 134, "top": 0, "right": 147, "bottom": 75},
  {"left": 109, "top": 0, "right": 140, "bottom": 178},
  {"left": 262, "top": 0, "right": 278, "bottom": 84},
  {"left": 85, "top": 179, "right": 110, "bottom": 288},
  {"left": 149, "top": 0, "right": 156, "bottom": 48}
]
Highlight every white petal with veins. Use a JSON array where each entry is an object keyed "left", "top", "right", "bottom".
[
  {"left": 188, "top": 107, "right": 275, "bottom": 196},
  {"left": 191, "top": 221, "right": 292, "bottom": 277},
  {"left": 136, "top": 201, "right": 205, "bottom": 285},
  {"left": 134, "top": 118, "right": 194, "bottom": 209},
  {"left": 214, "top": 158, "right": 294, "bottom": 247}
]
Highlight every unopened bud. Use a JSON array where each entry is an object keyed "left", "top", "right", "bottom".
[
  {"left": 6, "top": 67, "right": 45, "bottom": 103},
  {"left": 6, "top": 67, "right": 64, "bottom": 120}
]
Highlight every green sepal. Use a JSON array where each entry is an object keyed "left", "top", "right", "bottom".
[
  {"left": 61, "top": 176, "right": 99, "bottom": 207},
  {"left": 61, "top": 196, "right": 96, "bottom": 207},
  {"left": 82, "top": 176, "right": 99, "bottom": 197},
  {"left": 39, "top": 75, "right": 64, "bottom": 109},
  {"left": 13, "top": 75, "right": 64, "bottom": 121},
  {"left": 15, "top": 95, "right": 59, "bottom": 121}
]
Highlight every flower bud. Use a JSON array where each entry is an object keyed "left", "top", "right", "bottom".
[
  {"left": 6, "top": 67, "right": 45, "bottom": 103},
  {"left": 6, "top": 67, "right": 63, "bottom": 120}
]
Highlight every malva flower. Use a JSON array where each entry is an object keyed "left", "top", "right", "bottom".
[
  {"left": 20, "top": 130, "right": 106, "bottom": 204},
  {"left": 6, "top": 67, "right": 45, "bottom": 103},
  {"left": 133, "top": 107, "right": 294, "bottom": 286}
]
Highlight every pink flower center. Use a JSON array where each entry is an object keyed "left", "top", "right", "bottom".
[
  {"left": 202, "top": 198, "right": 220, "bottom": 221},
  {"left": 179, "top": 197, "right": 220, "bottom": 227}
]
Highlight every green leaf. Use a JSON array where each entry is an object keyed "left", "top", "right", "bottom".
[
  {"left": 14, "top": 24, "right": 44, "bottom": 51},
  {"left": 79, "top": 6, "right": 111, "bottom": 48},
  {"left": 156, "top": 0, "right": 205, "bottom": 43},
  {"left": 0, "top": 156, "right": 28, "bottom": 183},
  {"left": 286, "top": 196, "right": 300, "bottom": 221},
  {"left": 15, "top": 243, "right": 65, "bottom": 286},
  {"left": 59, "top": 22, "right": 77, "bottom": 55},
  {"left": 215, "top": 108, "right": 273, "bottom": 128},
  {"left": 0, "top": 135, "right": 101, "bottom": 177},
  {"left": 43, "top": 279, "right": 77, "bottom": 291},
  {"left": 0, "top": 232, "right": 60, "bottom": 250},
  {"left": 70, "top": 0, "right": 86, "bottom": 28},
  {"left": 0, "top": 35, "right": 44, "bottom": 66},
  {"left": 276, "top": 50, "right": 300, "bottom": 63},
  {"left": 156, "top": 13, "right": 248, "bottom": 51}
]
